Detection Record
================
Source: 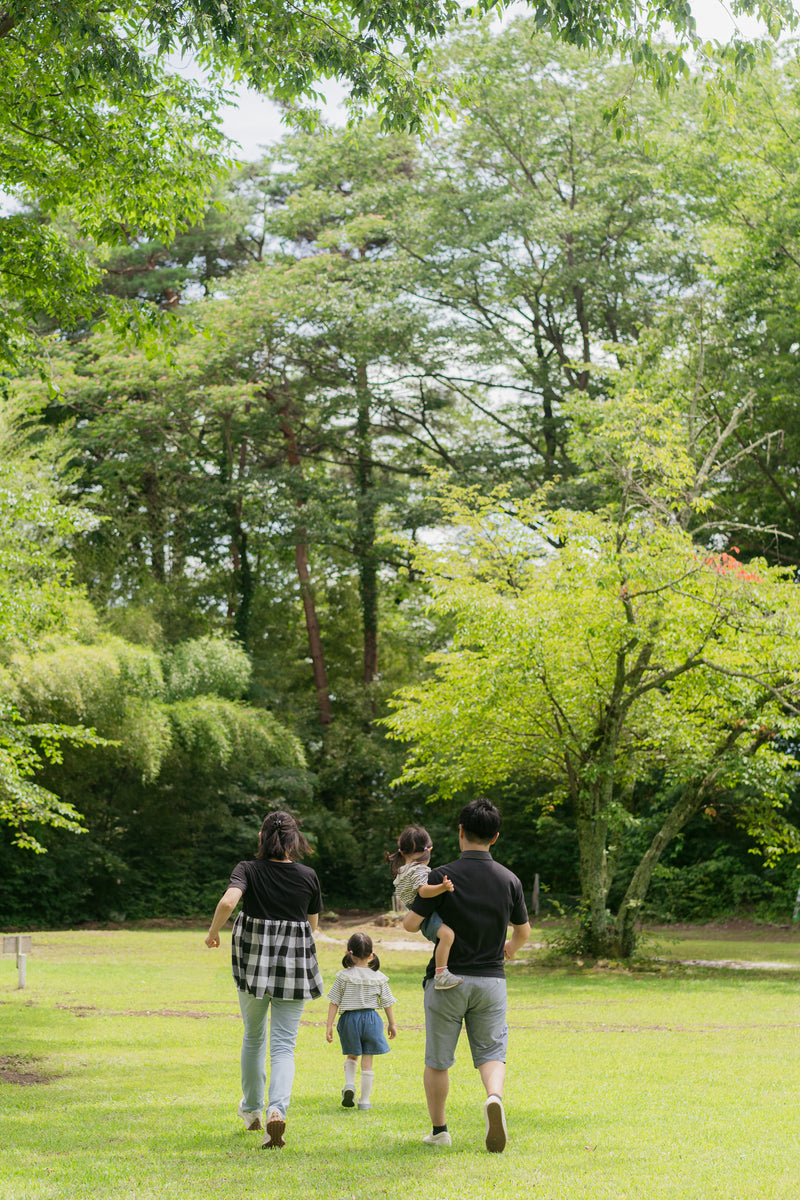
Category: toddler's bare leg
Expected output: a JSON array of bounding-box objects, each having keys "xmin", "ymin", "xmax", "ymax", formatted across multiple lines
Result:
[{"xmin": 434, "ymin": 923, "xmax": 455, "ymax": 971}]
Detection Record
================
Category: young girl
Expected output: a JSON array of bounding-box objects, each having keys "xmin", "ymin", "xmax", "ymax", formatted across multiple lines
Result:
[
  {"xmin": 387, "ymin": 825, "xmax": 463, "ymax": 989},
  {"xmin": 325, "ymin": 932, "xmax": 397, "ymax": 1110}
]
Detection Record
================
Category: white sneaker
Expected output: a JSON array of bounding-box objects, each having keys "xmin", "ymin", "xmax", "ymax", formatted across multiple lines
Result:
[
  {"xmin": 484, "ymin": 1095, "xmax": 507, "ymax": 1153},
  {"xmin": 237, "ymin": 1099, "xmax": 263, "ymax": 1131},
  {"xmin": 262, "ymin": 1109, "xmax": 286, "ymax": 1150},
  {"xmin": 422, "ymin": 1130, "xmax": 452, "ymax": 1147},
  {"xmin": 341, "ymin": 1086, "xmax": 355, "ymax": 1108},
  {"xmin": 357, "ymin": 1100, "xmax": 372, "ymax": 1110}
]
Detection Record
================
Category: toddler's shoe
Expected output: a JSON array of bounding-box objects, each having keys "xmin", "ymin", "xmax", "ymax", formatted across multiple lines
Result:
[
  {"xmin": 357, "ymin": 1100, "xmax": 372, "ymax": 1110},
  {"xmin": 434, "ymin": 968, "xmax": 463, "ymax": 990},
  {"xmin": 341, "ymin": 1086, "xmax": 355, "ymax": 1107}
]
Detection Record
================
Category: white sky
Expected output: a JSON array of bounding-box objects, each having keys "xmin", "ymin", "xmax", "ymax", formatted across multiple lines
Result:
[{"xmin": 210, "ymin": 0, "xmax": 773, "ymax": 161}]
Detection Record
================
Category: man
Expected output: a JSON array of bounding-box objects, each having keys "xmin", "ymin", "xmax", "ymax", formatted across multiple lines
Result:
[{"xmin": 403, "ymin": 798, "xmax": 531, "ymax": 1153}]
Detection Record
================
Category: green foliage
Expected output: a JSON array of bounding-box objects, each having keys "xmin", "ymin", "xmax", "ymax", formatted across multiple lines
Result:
[
  {"xmin": 385, "ymin": 473, "xmax": 800, "ymax": 954},
  {"xmin": 0, "ymin": 630, "xmax": 311, "ymax": 921},
  {"xmin": 0, "ymin": 439, "xmax": 105, "ymax": 850},
  {"xmin": 389, "ymin": 21, "xmax": 704, "ymax": 494},
  {"xmin": 9, "ymin": 21, "xmax": 800, "ymax": 923},
  {"xmin": 165, "ymin": 636, "xmax": 251, "ymax": 702},
  {"xmin": 648, "ymin": 849, "xmax": 796, "ymax": 923}
]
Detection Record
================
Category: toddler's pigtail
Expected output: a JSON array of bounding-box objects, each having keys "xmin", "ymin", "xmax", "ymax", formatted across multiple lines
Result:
[
  {"xmin": 368, "ymin": 952, "xmax": 381, "ymax": 972},
  {"xmin": 342, "ymin": 951, "xmax": 356, "ymax": 968},
  {"xmin": 385, "ymin": 848, "xmax": 404, "ymax": 879}
]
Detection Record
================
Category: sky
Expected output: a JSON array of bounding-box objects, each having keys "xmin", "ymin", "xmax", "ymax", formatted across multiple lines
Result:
[{"xmin": 205, "ymin": 0, "xmax": 773, "ymax": 161}]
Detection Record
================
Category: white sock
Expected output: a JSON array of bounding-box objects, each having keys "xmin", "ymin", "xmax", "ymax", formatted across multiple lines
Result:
[
  {"xmin": 344, "ymin": 1059, "xmax": 357, "ymax": 1089},
  {"xmin": 360, "ymin": 1070, "xmax": 375, "ymax": 1103}
]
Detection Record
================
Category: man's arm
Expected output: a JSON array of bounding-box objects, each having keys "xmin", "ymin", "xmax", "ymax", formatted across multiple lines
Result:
[{"xmin": 504, "ymin": 921, "xmax": 531, "ymax": 960}]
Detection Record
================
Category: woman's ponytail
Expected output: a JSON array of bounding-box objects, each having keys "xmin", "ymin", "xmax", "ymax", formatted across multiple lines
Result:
[{"xmin": 255, "ymin": 810, "xmax": 312, "ymax": 862}]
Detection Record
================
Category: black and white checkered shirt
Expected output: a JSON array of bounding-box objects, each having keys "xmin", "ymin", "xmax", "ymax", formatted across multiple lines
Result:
[{"xmin": 231, "ymin": 913, "xmax": 324, "ymax": 1001}]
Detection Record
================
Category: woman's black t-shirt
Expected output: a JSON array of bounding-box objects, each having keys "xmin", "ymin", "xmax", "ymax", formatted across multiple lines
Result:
[{"xmin": 229, "ymin": 859, "xmax": 322, "ymax": 921}]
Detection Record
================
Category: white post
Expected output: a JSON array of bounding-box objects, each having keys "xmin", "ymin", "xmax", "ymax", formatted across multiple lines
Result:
[
  {"xmin": 532, "ymin": 873, "xmax": 540, "ymax": 917},
  {"xmin": 15, "ymin": 935, "xmax": 26, "ymax": 989}
]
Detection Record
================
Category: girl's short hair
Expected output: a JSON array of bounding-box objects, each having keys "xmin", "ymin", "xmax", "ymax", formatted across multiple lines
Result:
[
  {"xmin": 255, "ymin": 810, "xmax": 312, "ymax": 862},
  {"xmin": 342, "ymin": 931, "xmax": 380, "ymax": 971},
  {"xmin": 385, "ymin": 824, "xmax": 432, "ymax": 879}
]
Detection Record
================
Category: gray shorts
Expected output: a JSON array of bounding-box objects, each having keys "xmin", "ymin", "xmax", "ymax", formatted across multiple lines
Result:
[{"xmin": 423, "ymin": 975, "xmax": 508, "ymax": 1070}]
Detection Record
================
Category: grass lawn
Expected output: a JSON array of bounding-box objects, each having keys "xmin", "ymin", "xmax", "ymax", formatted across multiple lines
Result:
[{"xmin": 3, "ymin": 921, "xmax": 800, "ymax": 1199}]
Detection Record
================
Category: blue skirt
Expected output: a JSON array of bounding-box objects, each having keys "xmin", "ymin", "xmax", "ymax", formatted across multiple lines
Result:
[{"xmin": 337, "ymin": 1009, "xmax": 391, "ymax": 1056}]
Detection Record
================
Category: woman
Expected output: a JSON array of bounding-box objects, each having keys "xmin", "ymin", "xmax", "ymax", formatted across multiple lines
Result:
[{"xmin": 205, "ymin": 810, "xmax": 323, "ymax": 1149}]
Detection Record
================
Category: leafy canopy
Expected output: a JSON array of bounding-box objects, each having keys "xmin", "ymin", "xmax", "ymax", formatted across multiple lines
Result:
[{"xmin": 1, "ymin": 1, "xmax": 794, "ymax": 364}]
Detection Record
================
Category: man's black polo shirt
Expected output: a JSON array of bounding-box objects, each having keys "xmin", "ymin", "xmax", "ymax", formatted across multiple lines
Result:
[{"xmin": 409, "ymin": 849, "xmax": 528, "ymax": 982}]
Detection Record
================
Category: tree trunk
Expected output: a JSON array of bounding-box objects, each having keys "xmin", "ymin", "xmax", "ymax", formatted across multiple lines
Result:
[
  {"xmin": 293, "ymin": 535, "xmax": 333, "ymax": 725},
  {"xmin": 271, "ymin": 391, "xmax": 333, "ymax": 726},
  {"xmin": 354, "ymin": 360, "xmax": 379, "ymax": 688},
  {"xmin": 221, "ymin": 408, "xmax": 253, "ymax": 642},
  {"xmin": 576, "ymin": 801, "xmax": 616, "ymax": 956},
  {"xmin": 232, "ymin": 526, "xmax": 253, "ymax": 645},
  {"xmin": 612, "ymin": 778, "xmax": 712, "ymax": 958},
  {"xmin": 142, "ymin": 469, "xmax": 166, "ymax": 584},
  {"xmin": 613, "ymin": 724, "xmax": 767, "ymax": 956}
]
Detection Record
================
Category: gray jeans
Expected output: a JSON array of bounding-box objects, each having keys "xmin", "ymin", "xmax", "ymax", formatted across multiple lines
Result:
[
  {"xmin": 237, "ymin": 989, "xmax": 305, "ymax": 1117},
  {"xmin": 423, "ymin": 975, "xmax": 508, "ymax": 1070}
]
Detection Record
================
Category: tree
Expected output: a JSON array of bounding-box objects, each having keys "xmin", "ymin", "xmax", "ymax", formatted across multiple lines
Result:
[
  {"xmin": 672, "ymin": 49, "xmax": 800, "ymax": 567},
  {"xmin": 389, "ymin": 22, "xmax": 704, "ymax": 495},
  {"xmin": 2, "ymin": 1, "xmax": 793, "ymax": 364},
  {"xmin": 0, "ymin": 631, "xmax": 310, "ymax": 920},
  {"xmin": 27, "ymin": 124, "xmax": 455, "ymax": 724},
  {"xmin": 0, "ymin": 440, "xmax": 103, "ymax": 849},
  {"xmin": 385, "ymin": 397, "xmax": 800, "ymax": 957}
]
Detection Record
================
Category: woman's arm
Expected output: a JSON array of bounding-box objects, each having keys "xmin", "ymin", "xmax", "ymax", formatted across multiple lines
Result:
[
  {"xmin": 205, "ymin": 886, "xmax": 243, "ymax": 948},
  {"xmin": 325, "ymin": 1001, "xmax": 338, "ymax": 1042},
  {"xmin": 307, "ymin": 911, "xmax": 319, "ymax": 931}
]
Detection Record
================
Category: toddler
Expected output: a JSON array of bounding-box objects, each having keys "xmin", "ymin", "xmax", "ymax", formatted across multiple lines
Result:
[
  {"xmin": 388, "ymin": 824, "xmax": 462, "ymax": 989},
  {"xmin": 326, "ymin": 932, "xmax": 397, "ymax": 1111}
]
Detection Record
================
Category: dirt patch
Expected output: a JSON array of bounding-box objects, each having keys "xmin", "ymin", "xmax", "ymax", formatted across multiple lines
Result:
[
  {"xmin": 55, "ymin": 1004, "xmax": 99, "ymax": 1017},
  {"xmin": 674, "ymin": 958, "xmax": 799, "ymax": 971},
  {"xmin": 0, "ymin": 1055, "xmax": 56, "ymax": 1086},
  {"xmin": 120, "ymin": 1009, "xmax": 211, "ymax": 1019},
  {"xmin": 55, "ymin": 1003, "xmax": 219, "ymax": 1019}
]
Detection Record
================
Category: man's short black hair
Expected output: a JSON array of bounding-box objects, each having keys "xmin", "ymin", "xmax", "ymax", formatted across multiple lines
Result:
[{"xmin": 459, "ymin": 798, "xmax": 502, "ymax": 843}]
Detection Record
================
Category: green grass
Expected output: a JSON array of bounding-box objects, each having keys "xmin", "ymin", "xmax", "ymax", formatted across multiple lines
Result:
[{"xmin": 3, "ymin": 924, "xmax": 800, "ymax": 1198}]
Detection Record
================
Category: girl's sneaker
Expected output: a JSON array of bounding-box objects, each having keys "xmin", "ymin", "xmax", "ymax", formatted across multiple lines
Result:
[
  {"xmin": 434, "ymin": 968, "xmax": 463, "ymax": 990},
  {"xmin": 341, "ymin": 1086, "xmax": 355, "ymax": 1107},
  {"xmin": 357, "ymin": 1100, "xmax": 372, "ymax": 1110}
]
